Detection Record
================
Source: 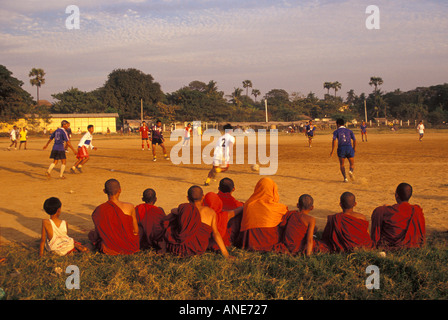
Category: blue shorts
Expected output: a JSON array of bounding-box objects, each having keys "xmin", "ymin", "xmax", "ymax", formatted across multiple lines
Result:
[{"xmin": 337, "ymin": 145, "xmax": 355, "ymax": 158}]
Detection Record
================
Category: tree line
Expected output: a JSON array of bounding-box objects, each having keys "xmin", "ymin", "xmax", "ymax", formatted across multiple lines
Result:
[{"xmin": 1, "ymin": 64, "xmax": 447, "ymax": 126}]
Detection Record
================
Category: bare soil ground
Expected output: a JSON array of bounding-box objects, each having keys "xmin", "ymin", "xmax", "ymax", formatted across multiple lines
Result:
[{"xmin": 1, "ymin": 130, "xmax": 447, "ymax": 247}]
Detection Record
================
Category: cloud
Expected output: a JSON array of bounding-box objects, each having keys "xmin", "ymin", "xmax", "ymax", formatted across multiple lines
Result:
[{"xmin": 1, "ymin": 0, "xmax": 447, "ymax": 101}]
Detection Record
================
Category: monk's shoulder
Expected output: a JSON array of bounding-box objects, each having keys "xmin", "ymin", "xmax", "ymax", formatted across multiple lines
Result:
[
  {"xmin": 120, "ymin": 201, "xmax": 135, "ymax": 215},
  {"xmin": 352, "ymin": 212, "xmax": 368, "ymax": 221}
]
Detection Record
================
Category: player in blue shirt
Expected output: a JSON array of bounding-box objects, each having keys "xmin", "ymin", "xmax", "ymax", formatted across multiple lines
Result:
[
  {"xmin": 305, "ymin": 120, "xmax": 316, "ymax": 148},
  {"xmin": 330, "ymin": 119, "xmax": 356, "ymax": 183},
  {"xmin": 360, "ymin": 121, "xmax": 368, "ymax": 142},
  {"xmin": 43, "ymin": 120, "xmax": 77, "ymax": 179}
]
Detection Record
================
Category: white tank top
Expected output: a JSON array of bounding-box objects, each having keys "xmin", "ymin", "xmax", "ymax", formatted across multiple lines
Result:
[{"xmin": 45, "ymin": 220, "xmax": 75, "ymax": 256}]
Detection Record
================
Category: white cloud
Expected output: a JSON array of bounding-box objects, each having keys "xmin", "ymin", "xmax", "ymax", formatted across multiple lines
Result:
[{"xmin": 1, "ymin": 0, "xmax": 447, "ymax": 101}]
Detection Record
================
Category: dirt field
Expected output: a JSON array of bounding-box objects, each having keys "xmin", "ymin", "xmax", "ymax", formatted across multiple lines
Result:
[{"xmin": 1, "ymin": 130, "xmax": 447, "ymax": 248}]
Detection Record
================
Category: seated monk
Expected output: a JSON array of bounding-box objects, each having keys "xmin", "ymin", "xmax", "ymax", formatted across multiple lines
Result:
[
  {"xmin": 239, "ymin": 177, "xmax": 289, "ymax": 252},
  {"xmin": 164, "ymin": 186, "xmax": 230, "ymax": 258},
  {"xmin": 217, "ymin": 178, "xmax": 244, "ymax": 246},
  {"xmin": 203, "ymin": 192, "xmax": 243, "ymax": 250},
  {"xmin": 370, "ymin": 182, "xmax": 426, "ymax": 250},
  {"xmin": 135, "ymin": 188, "xmax": 166, "ymax": 253},
  {"xmin": 321, "ymin": 192, "xmax": 372, "ymax": 253},
  {"xmin": 88, "ymin": 179, "xmax": 139, "ymax": 255},
  {"xmin": 282, "ymin": 194, "xmax": 329, "ymax": 256}
]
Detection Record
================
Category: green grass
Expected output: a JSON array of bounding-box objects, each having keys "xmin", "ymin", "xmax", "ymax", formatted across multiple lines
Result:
[{"xmin": 1, "ymin": 233, "xmax": 447, "ymax": 300}]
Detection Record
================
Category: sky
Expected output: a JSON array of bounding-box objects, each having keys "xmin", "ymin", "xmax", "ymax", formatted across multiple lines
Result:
[{"xmin": 1, "ymin": 0, "xmax": 448, "ymax": 103}]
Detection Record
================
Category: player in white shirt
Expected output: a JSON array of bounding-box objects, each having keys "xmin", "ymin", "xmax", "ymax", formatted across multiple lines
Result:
[
  {"xmin": 70, "ymin": 125, "xmax": 97, "ymax": 173},
  {"xmin": 417, "ymin": 121, "xmax": 425, "ymax": 142},
  {"xmin": 204, "ymin": 124, "xmax": 235, "ymax": 186},
  {"xmin": 7, "ymin": 125, "xmax": 19, "ymax": 150}
]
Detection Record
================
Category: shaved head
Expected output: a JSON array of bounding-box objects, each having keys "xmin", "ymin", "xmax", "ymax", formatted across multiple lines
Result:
[
  {"xmin": 340, "ymin": 192, "xmax": 356, "ymax": 210},
  {"xmin": 396, "ymin": 183, "xmax": 413, "ymax": 202},
  {"xmin": 142, "ymin": 188, "xmax": 156, "ymax": 204},
  {"xmin": 298, "ymin": 194, "xmax": 314, "ymax": 210},
  {"xmin": 218, "ymin": 178, "xmax": 235, "ymax": 193},
  {"xmin": 104, "ymin": 179, "xmax": 121, "ymax": 196},
  {"xmin": 187, "ymin": 185, "xmax": 204, "ymax": 202}
]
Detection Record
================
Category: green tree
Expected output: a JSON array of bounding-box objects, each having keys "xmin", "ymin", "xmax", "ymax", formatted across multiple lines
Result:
[
  {"xmin": 0, "ymin": 65, "xmax": 33, "ymax": 122},
  {"xmin": 369, "ymin": 76, "xmax": 383, "ymax": 94},
  {"xmin": 251, "ymin": 89, "xmax": 261, "ymax": 102},
  {"xmin": 229, "ymin": 87, "xmax": 244, "ymax": 108},
  {"xmin": 99, "ymin": 68, "xmax": 164, "ymax": 123},
  {"xmin": 323, "ymin": 82, "xmax": 332, "ymax": 96},
  {"xmin": 332, "ymin": 81, "xmax": 342, "ymax": 97},
  {"xmin": 28, "ymin": 68, "xmax": 45, "ymax": 103},
  {"xmin": 242, "ymin": 80, "xmax": 253, "ymax": 97},
  {"xmin": 51, "ymin": 87, "xmax": 106, "ymax": 113}
]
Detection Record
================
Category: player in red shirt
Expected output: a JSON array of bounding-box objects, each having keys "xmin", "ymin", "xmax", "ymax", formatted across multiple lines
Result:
[{"xmin": 139, "ymin": 121, "xmax": 150, "ymax": 151}]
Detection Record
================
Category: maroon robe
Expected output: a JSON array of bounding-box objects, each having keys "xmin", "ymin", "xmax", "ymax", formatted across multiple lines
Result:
[
  {"xmin": 217, "ymin": 191, "xmax": 244, "ymax": 247},
  {"xmin": 135, "ymin": 203, "xmax": 166, "ymax": 253},
  {"xmin": 321, "ymin": 212, "xmax": 372, "ymax": 253},
  {"xmin": 89, "ymin": 201, "xmax": 139, "ymax": 255},
  {"xmin": 164, "ymin": 203, "xmax": 212, "ymax": 257},
  {"xmin": 282, "ymin": 211, "xmax": 329, "ymax": 254},
  {"xmin": 370, "ymin": 202, "xmax": 425, "ymax": 250}
]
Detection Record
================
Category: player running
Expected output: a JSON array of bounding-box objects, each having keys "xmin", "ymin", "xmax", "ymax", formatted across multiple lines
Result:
[
  {"xmin": 330, "ymin": 118, "xmax": 356, "ymax": 183},
  {"xmin": 305, "ymin": 120, "xmax": 316, "ymax": 147},
  {"xmin": 70, "ymin": 125, "xmax": 97, "ymax": 174},
  {"xmin": 417, "ymin": 120, "xmax": 425, "ymax": 142},
  {"xmin": 204, "ymin": 123, "xmax": 235, "ymax": 186},
  {"xmin": 43, "ymin": 120, "xmax": 77, "ymax": 179},
  {"xmin": 150, "ymin": 120, "xmax": 169, "ymax": 161}
]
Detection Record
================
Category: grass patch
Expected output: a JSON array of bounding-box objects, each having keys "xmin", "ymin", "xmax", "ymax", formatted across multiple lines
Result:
[{"xmin": 1, "ymin": 233, "xmax": 447, "ymax": 300}]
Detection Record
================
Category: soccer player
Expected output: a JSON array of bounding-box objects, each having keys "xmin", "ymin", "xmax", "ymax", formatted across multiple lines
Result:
[
  {"xmin": 70, "ymin": 125, "xmax": 97, "ymax": 174},
  {"xmin": 182, "ymin": 123, "xmax": 192, "ymax": 146},
  {"xmin": 43, "ymin": 120, "xmax": 77, "ymax": 179},
  {"xmin": 305, "ymin": 120, "xmax": 316, "ymax": 147},
  {"xmin": 150, "ymin": 120, "xmax": 169, "ymax": 161},
  {"xmin": 8, "ymin": 125, "xmax": 18, "ymax": 150},
  {"xmin": 204, "ymin": 123, "xmax": 235, "ymax": 186},
  {"xmin": 360, "ymin": 121, "xmax": 368, "ymax": 142},
  {"xmin": 18, "ymin": 126, "xmax": 28, "ymax": 150},
  {"xmin": 330, "ymin": 118, "xmax": 356, "ymax": 183},
  {"xmin": 417, "ymin": 120, "xmax": 425, "ymax": 142},
  {"xmin": 139, "ymin": 121, "xmax": 150, "ymax": 150}
]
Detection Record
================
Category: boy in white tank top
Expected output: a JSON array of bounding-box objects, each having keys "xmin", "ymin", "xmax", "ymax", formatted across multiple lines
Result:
[{"xmin": 39, "ymin": 197, "xmax": 88, "ymax": 256}]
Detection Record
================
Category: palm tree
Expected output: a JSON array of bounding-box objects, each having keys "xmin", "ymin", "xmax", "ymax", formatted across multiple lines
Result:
[
  {"xmin": 29, "ymin": 68, "xmax": 46, "ymax": 104},
  {"xmin": 242, "ymin": 80, "xmax": 253, "ymax": 97},
  {"xmin": 369, "ymin": 76, "xmax": 383, "ymax": 94},
  {"xmin": 332, "ymin": 81, "xmax": 342, "ymax": 97},
  {"xmin": 323, "ymin": 82, "xmax": 332, "ymax": 95},
  {"xmin": 251, "ymin": 89, "xmax": 261, "ymax": 102},
  {"xmin": 229, "ymin": 87, "xmax": 243, "ymax": 107}
]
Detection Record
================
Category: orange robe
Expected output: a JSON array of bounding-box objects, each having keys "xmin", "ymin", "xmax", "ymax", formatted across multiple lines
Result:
[
  {"xmin": 217, "ymin": 191, "xmax": 244, "ymax": 247},
  {"xmin": 164, "ymin": 203, "xmax": 211, "ymax": 257},
  {"xmin": 135, "ymin": 203, "xmax": 166, "ymax": 253},
  {"xmin": 239, "ymin": 178, "xmax": 288, "ymax": 252},
  {"xmin": 321, "ymin": 212, "xmax": 372, "ymax": 253},
  {"xmin": 203, "ymin": 192, "xmax": 230, "ymax": 249},
  {"xmin": 282, "ymin": 211, "xmax": 329, "ymax": 254},
  {"xmin": 370, "ymin": 202, "xmax": 425, "ymax": 250},
  {"xmin": 89, "ymin": 201, "xmax": 139, "ymax": 255}
]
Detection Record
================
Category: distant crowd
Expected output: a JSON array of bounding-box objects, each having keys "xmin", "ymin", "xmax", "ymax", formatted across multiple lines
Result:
[{"xmin": 39, "ymin": 177, "xmax": 426, "ymax": 259}]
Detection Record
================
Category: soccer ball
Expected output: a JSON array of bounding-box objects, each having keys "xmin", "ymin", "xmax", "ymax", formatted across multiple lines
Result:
[{"xmin": 251, "ymin": 164, "xmax": 260, "ymax": 172}]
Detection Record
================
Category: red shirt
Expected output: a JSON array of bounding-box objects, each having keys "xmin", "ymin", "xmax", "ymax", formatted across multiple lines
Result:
[{"xmin": 139, "ymin": 125, "xmax": 149, "ymax": 139}]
